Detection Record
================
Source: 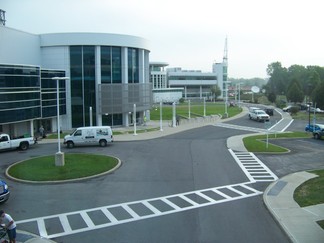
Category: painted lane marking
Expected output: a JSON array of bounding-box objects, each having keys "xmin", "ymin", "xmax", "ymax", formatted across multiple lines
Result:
[
  {"xmin": 229, "ymin": 149, "xmax": 278, "ymax": 182},
  {"xmin": 16, "ymin": 182, "xmax": 262, "ymax": 239}
]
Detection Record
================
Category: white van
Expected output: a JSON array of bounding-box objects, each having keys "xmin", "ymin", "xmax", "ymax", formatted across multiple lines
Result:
[{"xmin": 64, "ymin": 126, "xmax": 113, "ymax": 148}]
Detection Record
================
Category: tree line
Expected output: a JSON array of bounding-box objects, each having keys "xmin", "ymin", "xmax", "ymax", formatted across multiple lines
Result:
[{"xmin": 264, "ymin": 62, "xmax": 324, "ymax": 109}]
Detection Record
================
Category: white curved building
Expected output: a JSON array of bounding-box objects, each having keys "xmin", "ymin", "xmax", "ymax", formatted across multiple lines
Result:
[{"xmin": 0, "ymin": 25, "xmax": 152, "ymax": 136}]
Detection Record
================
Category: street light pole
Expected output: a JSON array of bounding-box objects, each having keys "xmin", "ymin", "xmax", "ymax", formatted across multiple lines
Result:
[
  {"xmin": 224, "ymin": 81, "xmax": 229, "ymax": 118},
  {"xmin": 52, "ymin": 77, "xmax": 69, "ymax": 166},
  {"xmin": 159, "ymin": 101, "xmax": 163, "ymax": 131},
  {"xmin": 203, "ymin": 97, "xmax": 206, "ymax": 117},
  {"xmin": 133, "ymin": 103, "xmax": 137, "ymax": 135}
]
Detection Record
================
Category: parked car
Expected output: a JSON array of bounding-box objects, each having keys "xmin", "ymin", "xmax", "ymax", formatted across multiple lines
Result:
[
  {"xmin": 313, "ymin": 124, "xmax": 324, "ymax": 139},
  {"xmin": 282, "ymin": 105, "xmax": 299, "ymax": 112},
  {"xmin": 248, "ymin": 107, "xmax": 260, "ymax": 119},
  {"xmin": 64, "ymin": 126, "xmax": 113, "ymax": 148},
  {"xmin": 305, "ymin": 124, "xmax": 324, "ymax": 132},
  {"xmin": 0, "ymin": 133, "xmax": 36, "ymax": 151},
  {"xmin": 0, "ymin": 180, "xmax": 10, "ymax": 203},
  {"xmin": 250, "ymin": 109, "xmax": 270, "ymax": 122},
  {"xmin": 307, "ymin": 107, "xmax": 324, "ymax": 113},
  {"xmin": 264, "ymin": 108, "xmax": 274, "ymax": 116}
]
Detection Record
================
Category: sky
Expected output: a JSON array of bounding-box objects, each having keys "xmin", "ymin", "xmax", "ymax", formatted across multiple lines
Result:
[{"xmin": 1, "ymin": 0, "xmax": 324, "ymax": 78}]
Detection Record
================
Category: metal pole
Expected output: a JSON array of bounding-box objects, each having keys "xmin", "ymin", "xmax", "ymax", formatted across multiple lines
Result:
[
  {"xmin": 56, "ymin": 79, "xmax": 61, "ymax": 153},
  {"xmin": 133, "ymin": 104, "xmax": 137, "ymax": 135},
  {"xmin": 225, "ymin": 81, "xmax": 228, "ymax": 117},
  {"xmin": 89, "ymin": 106, "xmax": 93, "ymax": 126},
  {"xmin": 160, "ymin": 101, "xmax": 163, "ymax": 131},
  {"xmin": 238, "ymin": 83, "xmax": 241, "ymax": 107},
  {"xmin": 188, "ymin": 100, "xmax": 191, "ymax": 119},
  {"xmin": 203, "ymin": 97, "xmax": 206, "ymax": 117},
  {"xmin": 172, "ymin": 102, "xmax": 176, "ymax": 127},
  {"xmin": 52, "ymin": 76, "xmax": 69, "ymax": 167}
]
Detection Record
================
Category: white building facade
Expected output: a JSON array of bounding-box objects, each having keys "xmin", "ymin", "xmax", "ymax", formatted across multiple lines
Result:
[{"xmin": 0, "ymin": 25, "xmax": 152, "ymax": 135}]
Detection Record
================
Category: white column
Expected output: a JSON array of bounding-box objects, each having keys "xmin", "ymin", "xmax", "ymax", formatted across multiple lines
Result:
[
  {"xmin": 133, "ymin": 104, "xmax": 137, "ymax": 135},
  {"xmin": 188, "ymin": 100, "xmax": 191, "ymax": 119},
  {"xmin": 172, "ymin": 102, "xmax": 176, "ymax": 127},
  {"xmin": 203, "ymin": 97, "xmax": 206, "ymax": 117},
  {"xmin": 160, "ymin": 101, "xmax": 163, "ymax": 131}
]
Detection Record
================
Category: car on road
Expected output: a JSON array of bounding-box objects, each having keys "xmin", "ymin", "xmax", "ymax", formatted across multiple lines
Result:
[
  {"xmin": 305, "ymin": 124, "xmax": 324, "ymax": 132},
  {"xmin": 0, "ymin": 180, "xmax": 10, "ymax": 203},
  {"xmin": 250, "ymin": 109, "xmax": 270, "ymax": 122},
  {"xmin": 264, "ymin": 108, "xmax": 274, "ymax": 116},
  {"xmin": 64, "ymin": 126, "xmax": 113, "ymax": 148},
  {"xmin": 0, "ymin": 133, "xmax": 36, "ymax": 151},
  {"xmin": 312, "ymin": 124, "xmax": 324, "ymax": 139},
  {"xmin": 248, "ymin": 107, "xmax": 260, "ymax": 119}
]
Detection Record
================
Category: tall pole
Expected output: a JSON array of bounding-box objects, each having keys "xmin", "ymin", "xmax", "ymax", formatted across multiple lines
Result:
[
  {"xmin": 133, "ymin": 103, "xmax": 137, "ymax": 135},
  {"xmin": 52, "ymin": 77, "xmax": 69, "ymax": 166},
  {"xmin": 224, "ymin": 81, "xmax": 228, "ymax": 117},
  {"xmin": 203, "ymin": 97, "xmax": 206, "ymax": 117},
  {"xmin": 172, "ymin": 102, "xmax": 176, "ymax": 127},
  {"xmin": 238, "ymin": 83, "xmax": 241, "ymax": 107},
  {"xmin": 160, "ymin": 101, "xmax": 163, "ymax": 131},
  {"xmin": 56, "ymin": 79, "xmax": 61, "ymax": 153},
  {"xmin": 188, "ymin": 100, "xmax": 191, "ymax": 119},
  {"xmin": 89, "ymin": 106, "xmax": 93, "ymax": 126}
]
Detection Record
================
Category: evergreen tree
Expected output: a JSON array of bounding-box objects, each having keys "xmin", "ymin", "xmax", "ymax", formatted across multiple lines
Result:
[{"xmin": 286, "ymin": 79, "xmax": 304, "ymax": 103}]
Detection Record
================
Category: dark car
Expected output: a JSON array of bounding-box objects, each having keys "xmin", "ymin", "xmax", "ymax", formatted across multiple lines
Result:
[
  {"xmin": 313, "ymin": 124, "xmax": 324, "ymax": 139},
  {"xmin": 264, "ymin": 108, "xmax": 274, "ymax": 116},
  {"xmin": 0, "ymin": 180, "xmax": 9, "ymax": 203},
  {"xmin": 305, "ymin": 124, "xmax": 324, "ymax": 133}
]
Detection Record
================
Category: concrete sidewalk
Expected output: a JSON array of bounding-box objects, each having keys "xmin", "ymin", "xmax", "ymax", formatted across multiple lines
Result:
[{"xmin": 264, "ymin": 172, "xmax": 324, "ymax": 243}]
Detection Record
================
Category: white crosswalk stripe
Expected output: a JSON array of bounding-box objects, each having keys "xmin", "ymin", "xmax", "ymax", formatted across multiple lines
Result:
[
  {"xmin": 16, "ymin": 182, "xmax": 262, "ymax": 239},
  {"xmin": 229, "ymin": 149, "xmax": 278, "ymax": 182},
  {"xmin": 214, "ymin": 123, "xmax": 267, "ymax": 133}
]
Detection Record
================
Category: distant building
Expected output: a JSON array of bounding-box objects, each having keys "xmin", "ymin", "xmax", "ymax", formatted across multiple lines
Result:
[
  {"xmin": 150, "ymin": 62, "xmax": 183, "ymax": 103},
  {"xmin": 213, "ymin": 61, "xmax": 228, "ymax": 99},
  {"xmin": 167, "ymin": 68, "xmax": 219, "ymax": 100},
  {"xmin": 150, "ymin": 61, "xmax": 226, "ymax": 103}
]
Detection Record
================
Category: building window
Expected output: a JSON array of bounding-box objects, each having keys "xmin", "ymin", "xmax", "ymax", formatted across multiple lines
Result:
[
  {"xmin": 101, "ymin": 46, "xmax": 122, "ymax": 84},
  {"xmin": 70, "ymin": 46, "xmax": 96, "ymax": 128},
  {"xmin": 112, "ymin": 47, "xmax": 121, "ymax": 83},
  {"xmin": 0, "ymin": 64, "xmax": 41, "ymax": 124},
  {"xmin": 41, "ymin": 69, "xmax": 66, "ymax": 118},
  {"xmin": 128, "ymin": 48, "xmax": 139, "ymax": 83}
]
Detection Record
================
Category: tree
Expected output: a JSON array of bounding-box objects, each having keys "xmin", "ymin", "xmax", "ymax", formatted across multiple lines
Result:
[
  {"xmin": 308, "ymin": 71, "xmax": 321, "ymax": 97},
  {"xmin": 266, "ymin": 62, "xmax": 288, "ymax": 95},
  {"xmin": 210, "ymin": 85, "xmax": 221, "ymax": 101},
  {"xmin": 312, "ymin": 81, "xmax": 324, "ymax": 109},
  {"xmin": 286, "ymin": 79, "xmax": 304, "ymax": 103},
  {"xmin": 267, "ymin": 92, "xmax": 276, "ymax": 103}
]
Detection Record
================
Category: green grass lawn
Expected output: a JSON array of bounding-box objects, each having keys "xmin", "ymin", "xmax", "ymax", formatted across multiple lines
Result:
[
  {"xmin": 150, "ymin": 102, "xmax": 241, "ymax": 120},
  {"xmin": 294, "ymin": 169, "xmax": 324, "ymax": 229},
  {"xmin": 294, "ymin": 170, "xmax": 324, "ymax": 207},
  {"xmin": 243, "ymin": 131, "xmax": 312, "ymax": 153},
  {"xmin": 8, "ymin": 153, "xmax": 119, "ymax": 181}
]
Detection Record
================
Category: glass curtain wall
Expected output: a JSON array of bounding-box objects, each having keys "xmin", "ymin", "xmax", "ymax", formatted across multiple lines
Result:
[
  {"xmin": 0, "ymin": 65, "xmax": 41, "ymax": 124},
  {"xmin": 41, "ymin": 70, "xmax": 66, "ymax": 118},
  {"xmin": 128, "ymin": 48, "xmax": 139, "ymax": 83},
  {"xmin": 101, "ymin": 46, "xmax": 122, "ymax": 84},
  {"xmin": 70, "ymin": 46, "xmax": 96, "ymax": 128},
  {"xmin": 100, "ymin": 46, "xmax": 122, "ymax": 126}
]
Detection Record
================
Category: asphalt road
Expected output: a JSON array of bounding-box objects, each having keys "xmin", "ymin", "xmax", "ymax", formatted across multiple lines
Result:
[{"xmin": 1, "ymin": 114, "xmax": 323, "ymax": 243}]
